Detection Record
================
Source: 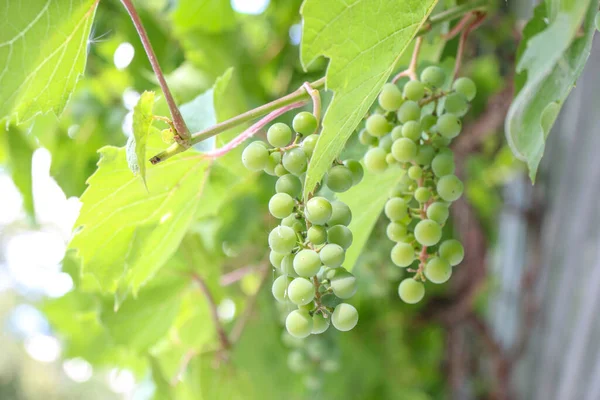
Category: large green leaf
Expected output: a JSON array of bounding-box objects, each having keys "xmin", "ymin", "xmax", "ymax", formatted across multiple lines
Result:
[
  {"xmin": 505, "ymin": 0, "xmax": 597, "ymax": 182},
  {"xmin": 5, "ymin": 126, "xmax": 36, "ymax": 219},
  {"xmin": 0, "ymin": 0, "xmax": 98, "ymax": 124},
  {"xmin": 127, "ymin": 91, "xmax": 156, "ymax": 185},
  {"xmin": 300, "ymin": 0, "xmax": 437, "ymax": 197}
]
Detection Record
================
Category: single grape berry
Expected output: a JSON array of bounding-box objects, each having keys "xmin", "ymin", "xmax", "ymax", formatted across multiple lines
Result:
[
  {"xmin": 311, "ymin": 313, "xmax": 330, "ymax": 334},
  {"xmin": 242, "ymin": 142, "xmax": 269, "ymax": 171},
  {"xmin": 437, "ymin": 174, "xmax": 464, "ymax": 202},
  {"xmin": 414, "ymin": 145, "xmax": 435, "ymax": 166},
  {"xmin": 439, "ymin": 239, "xmax": 464, "ymax": 266},
  {"xmin": 436, "ymin": 114, "xmax": 462, "ymax": 139},
  {"xmin": 275, "ymin": 164, "xmax": 288, "ymax": 177},
  {"xmin": 425, "ymin": 257, "xmax": 452, "ymax": 284},
  {"xmin": 414, "ymin": 219, "xmax": 442, "ymax": 246},
  {"xmin": 401, "ymin": 121, "xmax": 422, "ymax": 141},
  {"xmin": 426, "ymin": 202, "xmax": 449, "ymax": 224},
  {"xmin": 386, "ymin": 153, "xmax": 397, "ymax": 166},
  {"xmin": 403, "ymin": 80, "xmax": 425, "ymax": 101},
  {"xmin": 268, "ymin": 225, "xmax": 297, "ymax": 253},
  {"xmin": 452, "ymin": 77, "xmax": 477, "ymax": 101},
  {"xmin": 386, "ymin": 222, "xmax": 407, "ymax": 242},
  {"xmin": 359, "ymin": 129, "xmax": 377, "ymax": 146},
  {"xmin": 325, "ymin": 165, "xmax": 354, "ymax": 193},
  {"xmin": 391, "ymin": 242, "xmax": 414, "ymax": 267},
  {"xmin": 431, "ymin": 153, "xmax": 455, "ymax": 177},
  {"xmin": 293, "ymin": 249, "xmax": 322, "ymax": 277},
  {"xmin": 408, "ymin": 165, "xmax": 422, "ymax": 180},
  {"xmin": 263, "ymin": 152, "xmax": 280, "ymax": 176},
  {"xmin": 385, "ymin": 197, "xmax": 408, "ymax": 221},
  {"xmin": 293, "ymin": 112, "xmax": 318, "ymax": 135},
  {"xmin": 420, "ymin": 114, "xmax": 437, "ymax": 131},
  {"xmin": 327, "ymin": 225, "xmax": 353, "ymax": 249},
  {"xmin": 366, "ymin": 114, "xmax": 392, "ymax": 137},
  {"xmin": 398, "ymin": 278, "xmax": 425, "ymax": 304},
  {"xmin": 280, "ymin": 254, "xmax": 298, "ymax": 276},
  {"xmin": 344, "ymin": 160, "xmax": 364, "ymax": 185},
  {"xmin": 270, "ymin": 250, "xmax": 285, "ymax": 269},
  {"xmin": 276, "ymin": 174, "xmax": 302, "ymax": 198},
  {"xmin": 285, "ymin": 309, "xmax": 313, "ymax": 338},
  {"xmin": 282, "ymin": 148, "xmax": 308, "ymax": 175},
  {"xmin": 307, "ymin": 225, "xmax": 327, "ymax": 245},
  {"xmin": 319, "ymin": 243, "xmax": 345, "ymax": 268},
  {"xmin": 378, "ymin": 82, "xmax": 404, "ymax": 111},
  {"xmin": 331, "ymin": 303, "xmax": 358, "ymax": 331},
  {"xmin": 364, "ymin": 147, "xmax": 388, "ymax": 172},
  {"xmin": 328, "ymin": 269, "xmax": 357, "ymax": 299},
  {"xmin": 391, "ymin": 125, "xmax": 403, "ymax": 140},
  {"xmin": 421, "ymin": 66, "xmax": 446, "ymax": 89},
  {"xmin": 301, "ymin": 134, "xmax": 318, "ymax": 157},
  {"xmin": 269, "ymin": 193, "xmax": 295, "ymax": 219},
  {"xmin": 329, "ymin": 201, "xmax": 352, "ymax": 226},
  {"xmin": 267, "ymin": 123, "xmax": 292, "ymax": 147},
  {"xmin": 444, "ymin": 92, "xmax": 469, "ymax": 116},
  {"xmin": 397, "ymin": 101, "xmax": 421, "ymax": 123},
  {"xmin": 414, "ymin": 187, "xmax": 431, "ymax": 203},
  {"xmin": 272, "ymin": 275, "xmax": 293, "ymax": 303},
  {"xmin": 391, "ymin": 138, "xmax": 417, "ymax": 162},
  {"xmin": 378, "ymin": 134, "xmax": 393, "ymax": 152},
  {"xmin": 287, "ymin": 277, "xmax": 315, "ymax": 305},
  {"xmin": 305, "ymin": 197, "xmax": 333, "ymax": 225}
]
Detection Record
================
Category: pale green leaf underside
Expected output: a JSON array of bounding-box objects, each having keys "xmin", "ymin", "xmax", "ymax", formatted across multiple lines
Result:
[
  {"xmin": 505, "ymin": 0, "xmax": 596, "ymax": 182},
  {"xmin": 300, "ymin": 0, "xmax": 437, "ymax": 198},
  {"xmin": 128, "ymin": 91, "xmax": 155, "ymax": 184},
  {"xmin": 0, "ymin": 0, "xmax": 98, "ymax": 124}
]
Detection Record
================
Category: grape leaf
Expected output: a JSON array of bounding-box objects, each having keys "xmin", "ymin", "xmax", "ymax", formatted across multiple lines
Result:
[
  {"xmin": 5, "ymin": 126, "xmax": 36, "ymax": 219},
  {"xmin": 337, "ymin": 166, "xmax": 404, "ymax": 272},
  {"xmin": 300, "ymin": 0, "xmax": 437, "ymax": 198},
  {"xmin": 0, "ymin": 0, "xmax": 98, "ymax": 124},
  {"xmin": 127, "ymin": 91, "xmax": 155, "ymax": 185},
  {"xmin": 505, "ymin": 0, "xmax": 596, "ymax": 182}
]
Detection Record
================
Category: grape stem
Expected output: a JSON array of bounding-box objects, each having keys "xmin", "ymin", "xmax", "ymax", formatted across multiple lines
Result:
[
  {"xmin": 453, "ymin": 11, "xmax": 487, "ymax": 79},
  {"xmin": 191, "ymin": 272, "xmax": 231, "ymax": 352},
  {"xmin": 303, "ymin": 82, "xmax": 322, "ymax": 133},
  {"xmin": 392, "ymin": 37, "xmax": 423, "ymax": 83}
]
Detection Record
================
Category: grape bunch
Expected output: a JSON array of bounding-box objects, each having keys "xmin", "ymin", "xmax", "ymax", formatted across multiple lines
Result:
[
  {"xmin": 241, "ymin": 111, "xmax": 363, "ymax": 338},
  {"xmin": 360, "ymin": 66, "xmax": 471, "ymax": 304}
]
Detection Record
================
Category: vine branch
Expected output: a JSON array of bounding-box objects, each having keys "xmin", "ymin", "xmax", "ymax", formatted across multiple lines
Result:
[{"xmin": 191, "ymin": 273, "xmax": 231, "ymax": 352}]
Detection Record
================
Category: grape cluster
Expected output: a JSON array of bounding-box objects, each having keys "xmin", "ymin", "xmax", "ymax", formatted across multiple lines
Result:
[
  {"xmin": 241, "ymin": 111, "xmax": 363, "ymax": 338},
  {"xmin": 360, "ymin": 66, "xmax": 471, "ymax": 304}
]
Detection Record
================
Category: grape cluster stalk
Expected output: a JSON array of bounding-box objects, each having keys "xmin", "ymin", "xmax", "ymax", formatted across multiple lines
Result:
[{"xmin": 360, "ymin": 66, "xmax": 472, "ymax": 304}]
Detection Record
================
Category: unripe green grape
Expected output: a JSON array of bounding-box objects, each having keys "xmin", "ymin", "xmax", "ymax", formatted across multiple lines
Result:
[
  {"xmin": 276, "ymin": 174, "xmax": 302, "ymax": 198},
  {"xmin": 401, "ymin": 121, "xmax": 421, "ymax": 141},
  {"xmin": 437, "ymin": 174, "xmax": 463, "ymax": 202},
  {"xmin": 287, "ymin": 277, "xmax": 315, "ymax": 305},
  {"xmin": 307, "ymin": 225, "xmax": 327, "ymax": 245},
  {"xmin": 391, "ymin": 242, "xmax": 414, "ymax": 267},
  {"xmin": 397, "ymin": 101, "xmax": 421, "ymax": 123},
  {"xmin": 329, "ymin": 201, "xmax": 352, "ymax": 226},
  {"xmin": 282, "ymin": 148, "xmax": 308, "ymax": 175},
  {"xmin": 452, "ymin": 77, "xmax": 477, "ymax": 101},
  {"xmin": 242, "ymin": 142, "xmax": 269, "ymax": 171},
  {"xmin": 403, "ymin": 80, "xmax": 425, "ymax": 101},
  {"xmin": 408, "ymin": 165, "xmax": 422, "ymax": 180},
  {"xmin": 414, "ymin": 144, "xmax": 435, "ymax": 166},
  {"xmin": 431, "ymin": 153, "xmax": 455, "ymax": 177},
  {"xmin": 391, "ymin": 125, "xmax": 403, "ymax": 140},
  {"xmin": 267, "ymin": 122, "xmax": 292, "ymax": 147},
  {"xmin": 366, "ymin": 114, "xmax": 392, "ymax": 137},
  {"xmin": 311, "ymin": 313, "xmax": 330, "ymax": 334},
  {"xmin": 444, "ymin": 93, "xmax": 469, "ymax": 116},
  {"xmin": 386, "ymin": 153, "xmax": 397, "ymax": 165},
  {"xmin": 421, "ymin": 114, "xmax": 437, "ymax": 131},
  {"xmin": 344, "ymin": 160, "xmax": 364, "ymax": 185},
  {"xmin": 421, "ymin": 66, "xmax": 446, "ymax": 89},
  {"xmin": 293, "ymin": 112, "xmax": 318, "ymax": 135},
  {"xmin": 378, "ymin": 82, "xmax": 404, "ymax": 111},
  {"xmin": 364, "ymin": 147, "xmax": 388, "ymax": 172},
  {"xmin": 386, "ymin": 222, "xmax": 407, "ymax": 242},
  {"xmin": 436, "ymin": 114, "xmax": 462, "ymax": 139},
  {"xmin": 431, "ymin": 135, "xmax": 452, "ymax": 149},
  {"xmin": 319, "ymin": 244, "xmax": 345, "ymax": 268},
  {"xmin": 331, "ymin": 303, "xmax": 358, "ymax": 331},
  {"xmin": 327, "ymin": 225, "xmax": 353, "ymax": 250},
  {"xmin": 272, "ymin": 275, "xmax": 293, "ymax": 303},
  {"xmin": 269, "ymin": 193, "xmax": 295, "ymax": 219},
  {"xmin": 359, "ymin": 129, "xmax": 377, "ymax": 146},
  {"xmin": 414, "ymin": 219, "xmax": 442, "ymax": 246},
  {"xmin": 281, "ymin": 214, "xmax": 304, "ymax": 232},
  {"xmin": 264, "ymin": 152, "xmax": 281, "ymax": 176},
  {"xmin": 426, "ymin": 202, "xmax": 449, "ymax": 224},
  {"xmin": 281, "ymin": 254, "xmax": 298, "ymax": 276},
  {"xmin": 285, "ymin": 309, "xmax": 313, "ymax": 338},
  {"xmin": 275, "ymin": 164, "xmax": 288, "ymax": 176},
  {"xmin": 439, "ymin": 239, "xmax": 464, "ymax": 266},
  {"xmin": 161, "ymin": 129, "xmax": 175, "ymax": 144},
  {"xmin": 329, "ymin": 269, "xmax": 357, "ymax": 299},
  {"xmin": 414, "ymin": 187, "xmax": 431, "ymax": 203},
  {"xmin": 391, "ymin": 138, "xmax": 417, "ymax": 162},
  {"xmin": 325, "ymin": 165, "xmax": 354, "ymax": 193},
  {"xmin": 270, "ymin": 250, "xmax": 285, "ymax": 269},
  {"xmin": 301, "ymin": 134, "xmax": 318, "ymax": 157},
  {"xmin": 268, "ymin": 226, "xmax": 297, "ymax": 253},
  {"xmin": 385, "ymin": 197, "xmax": 408, "ymax": 221},
  {"xmin": 424, "ymin": 257, "xmax": 452, "ymax": 284},
  {"xmin": 378, "ymin": 134, "xmax": 393, "ymax": 152},
  {"xmin": 293, "ymin": 249, "xmax": 322, "ymax": 277},
  {"xmin": 398, "ymin": 278, "xmax": 425, "ymax": 304},
  {"xmin": 305, "ymin": 197, "xmax": 332, "ymax": 225}
]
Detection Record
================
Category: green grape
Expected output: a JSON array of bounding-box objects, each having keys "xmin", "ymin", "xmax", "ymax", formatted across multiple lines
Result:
[
  {"xmin": 420, "ymin": 114, "xmax": 437, "ymax": 131},
  {"xmin": 293, "ymin": 112, "xmax": 318, "ymax": 135},
  {"xmin": 378, "ymin": 134, "xmax": 393, "ymax": 152},
  {"xmin": 414, "ymin": 219, "xmax": 442, "ymax": 246},
  {"xmin": 329, "ymin": 201, "xmax": 352, "ymax": 226},
  {"xmin": 325, "ymin": 165, "xmax": 354, "ymax": 193},
  {"xmin": 264, "ymin": 152, "xmax": 281, "ymax": 176},
  {"xmin": 344, "ymin": 160, "xmax": 364, "ymax": 185},
  {"xmin": 439, "ymin": 239, "xmax": 464, "ymax": 266},
  {"xmin": 424, "ymin": 257, "xmax": 452, "ymax": 284},
  {"xmin": 397, "ymin": 101, "xmax": 421, "ymax": 123},
  {"xmin": 293, "ymin": 249, "xmax": 322, "ymax": 277},
  {"xmin": 307, "ymin": 225, "xmax": 327, "ymax": 245},
  {"xmin": 282, "ymin": 148, "xmax": 308, "ymax": 175},
  {"xmin": 329, "ymin": 269, "xmax": 357, "ymax": 299},
  {"xmin": 436, "ymin": 174, "xmax": 463, "ymax": 202},
  {"xmin": 281, "ymin": 214, "xmax": 304, "ymax": 232},
  {"xmin": 269, "ymin": 193, "xmax": 295, "ymax": 219},
  {"xmin": 268, "ymin": 226, "xmax": 297, "ymax": 253},
  {"xmin": 285, "ymin": 309, "xmax": 313, "ymax": 338},
  {"xmin": 319, "ymin": 244, "xmax": 345, "ymax": 268},
  {"xmin": 431, "ymin": 135, "xmax": 452, "ymax": 149},
  {"xmin": 270, "ymin": 251, "xmax": 285, "ymax": 269},
  {"xmin": 327, "ymin": 225, "xmax": 353, "ymax": 250},
  {"xmin": 272, "ymin": 275, "xmax": 293, "ymax": 303},
  {"xmin": 311, "ymin": 313, "xmax": 330, "ymax": 334},
  {"xmin": 386, "ymin": 222, "xmax": 407, "ymax": 242},
  {"xmin": 276, "ymin": 174, "xmax": 302, "ymax": 198},
  {"xmin": 161, "ymin": 129, "xmax": 175, "ymax": 144},
  {"xmin": 386, "ymin": 153, "xmax": 397, "ymax": 166},
  {"xmin": 302, "ymin": 134, "xmax": 318, "ymax": 157},
  {"xmin": 391, "ymin": 125, "xmax": 403, "ymax": 140},
  {"xmin": 275, "ymin": 164, "xmax": 288, "ymax": 176},
  {"xmin": 331, "ymin": 303, "xmax": 358, "ymax": 331},
  {"xmin": 287, "ymin": 277, "xmax": 315, "ymax": 305},
  {"xmin": 426, "ymin": 202, "xmax": 449, "ymax": 224},
  {"xmin": 366, "ymin": 114, "xmax": 392, "ymax": 137},
  {"xmin": 364, "ymin": 147, "xmax": 388, "ymax": 172},
  {"xmin": 287, "ymin": 350, "xmax": 309, "ymax": 372},
  {"xmin": 384, "ymin": 197, "xmax": 408, "ymax": 221},
  {"xmin": 305, "ymin": 197, "xmax": 332, "ymax": 225},
  {"xmin": 359, "ymin": 129, "xmax": 377, "ymax": 146},
  {"xmin": 398, "ymin": 278, "xmax": 425, "ymax": 304},
  {"xmin": 391, "ymin": 242, "xmax": 414, "ymax": 267},
  {"xmin": 281, "ymin": 254, "xmax": 298, "ymax": 277},
  {"xmin": 414, "ymin": 187, "xmax": 431, "ymax": 203},
  {"xmin": 401, "ymin": 121, "xmax": 421, "ymax": 141},
  {"xmin": 452, "ymin": 77, "xmax": 477, "ymax": 101},
  {"xmin": 436, "ymin": 114, "xmax": 462, "ymax": 139},
  {"xmin": 267, "ymin": 122, "xmax": 292, "ymax": 147},
  {"xmin": 403, "ymin": 80, "xmax": 425, "ymax": 101},
  {"xmin": 431, "ymin": 153, "xmax": 455, "ymax": 177},
  {"xmin": 378, "ymin": 82, "xmax": 404, "ymax": 111},
  {"xmin": 414, "ymin": 144, "xmax": 435, "ymax": 165},
  {"xmin": 242, "ymin": 142, "xmax": 269, "ymax": 171},
  {"xmin": 444, "ymin": 93, "xmax": 469, "ymax": 116},
  {"xmin": 421, "ymin": 66, "xmax": 446, "ymax": 89},
  {"xmin": 408, "ymin": 165, "xmax": 422, "ymax": 180},
  {"xmin": 391, "ymin": 138, "xmax": 417, "ymax": 162}
]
